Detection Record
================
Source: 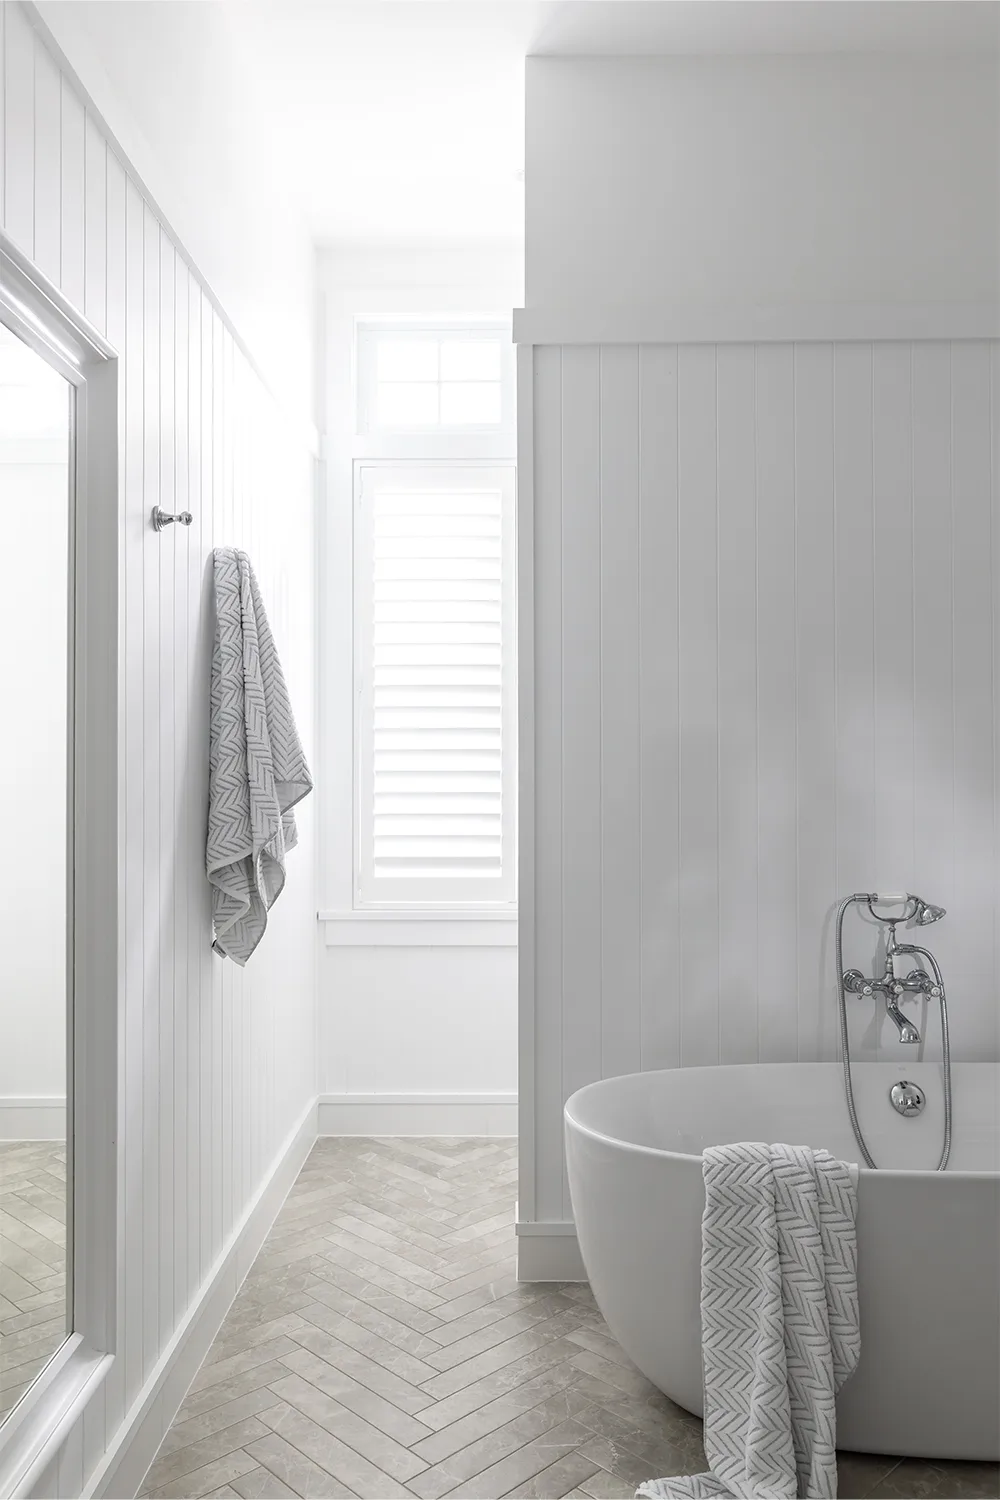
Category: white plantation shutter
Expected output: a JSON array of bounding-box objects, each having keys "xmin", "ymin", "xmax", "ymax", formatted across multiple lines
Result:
[{"xmin": 356, "ymin": 464, "xmax": 515, "ymax": 905}]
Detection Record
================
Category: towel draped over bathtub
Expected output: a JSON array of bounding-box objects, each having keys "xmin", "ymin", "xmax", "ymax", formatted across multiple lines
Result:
[
  {"xmin": 637, "ymin": 1143, "xmax": 860, "ymax": 1500},
  {"xmin": 207, "ymin": 547, "xmax": 312, "ymax": 965}
]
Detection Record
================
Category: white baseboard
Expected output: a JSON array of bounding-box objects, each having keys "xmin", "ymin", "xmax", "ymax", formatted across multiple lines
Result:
[
  {"xmin": 0, "ymin": 1097, "xmax": 67, "ymax": 1141},
  {"xmin": 318, "ymin": 1092, "xmax": 517, "ymax": 1137},
  {"xmin": 515, "ymin": 1219, "xmax": 587, "ymax": 1282},
  {"xmin": 86, "ymin": 1100, "xmax": 318, "ymax": 1500}
]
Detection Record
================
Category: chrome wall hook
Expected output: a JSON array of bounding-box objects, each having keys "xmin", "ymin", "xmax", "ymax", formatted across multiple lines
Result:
[{"xmin": 152, "ymin": 506, "xmax": 193, "ymax": 532}]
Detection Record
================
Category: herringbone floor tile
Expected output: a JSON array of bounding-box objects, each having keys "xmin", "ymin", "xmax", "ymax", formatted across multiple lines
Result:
[
  {"xmin": 141, "ymin": 1141, "xmax": 999, "ymax": 1500},
  {"xmin": 0, "ymin": 1141, "xmax": 68, "ymax": 1424}
]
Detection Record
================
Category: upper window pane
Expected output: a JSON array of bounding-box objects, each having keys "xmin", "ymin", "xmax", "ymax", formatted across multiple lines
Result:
[
  {"xmin": 440, "ymin": 382, "xmax": 502, "ymax": 426},
  {"xmin": 360, "ymin": 325, "xmax": 511, "ymax": 436},
  {"xmin": 439, "ymin": 340, "xmax": 501, "ymax": 382},
  {"xmin": 377, "ymin": 339, "xmax": 439, "ymax": 383},
  {"xmin": 377, "ymin": 382, "xmax": 439, "ymax": 428}
]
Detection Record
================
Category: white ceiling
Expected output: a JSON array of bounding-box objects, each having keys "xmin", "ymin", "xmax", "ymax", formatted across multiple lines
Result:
[{"xmin": 45, "ymin": 1, "xmax": 1000, "ymax": 247}]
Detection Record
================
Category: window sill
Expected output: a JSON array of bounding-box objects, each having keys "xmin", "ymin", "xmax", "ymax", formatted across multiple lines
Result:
[{"xmin": 318, "ymin": 909, "xmax": 518, "ymax": 947}]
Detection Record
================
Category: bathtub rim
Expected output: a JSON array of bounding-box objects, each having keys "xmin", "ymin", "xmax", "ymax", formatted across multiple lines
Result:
[{"xmin": 563, "ymin": 1062, "xmax": 999, "ymax": 1180}]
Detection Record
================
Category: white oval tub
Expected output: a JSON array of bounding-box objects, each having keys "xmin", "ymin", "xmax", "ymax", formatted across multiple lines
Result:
[{"xmin": 565, "ymin": 1061, "xmax": 1000, "ymax": 1462}]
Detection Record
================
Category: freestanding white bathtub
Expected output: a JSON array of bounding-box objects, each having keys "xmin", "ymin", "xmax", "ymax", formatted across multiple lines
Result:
[{"xmin": 565, "ymin": 1062, "xmax": 1000, "ymax": 1462}]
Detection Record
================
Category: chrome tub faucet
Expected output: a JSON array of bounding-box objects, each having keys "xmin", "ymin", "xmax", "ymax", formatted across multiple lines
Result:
[
  {"xmin": 841, "ymin": 892, "xmax": 946, "ymax": 1045},
  {"xmin": 835, "ymin": 891, "xmax": 952, "ymax": 1170}
]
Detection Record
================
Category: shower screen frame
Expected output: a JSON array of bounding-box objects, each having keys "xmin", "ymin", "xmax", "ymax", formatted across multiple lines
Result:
[{"xmin": 0, "ymin": 231, "xmax": 120, "ymax": 1495}]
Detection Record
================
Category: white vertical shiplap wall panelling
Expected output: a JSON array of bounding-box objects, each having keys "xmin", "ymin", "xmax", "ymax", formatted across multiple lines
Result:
[
  {"xmin": 523, "ymin": 338, "xmax": 999, "ymax": 1229},
  {"xmin": 0, "ymin": 3, "xmax": 318, "ymax": 1494}
]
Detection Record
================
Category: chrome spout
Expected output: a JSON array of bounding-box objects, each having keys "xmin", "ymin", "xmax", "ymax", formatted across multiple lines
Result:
[{"xmin": 885, "ymin": 995, "xmax": 921, "ymax": 1044}]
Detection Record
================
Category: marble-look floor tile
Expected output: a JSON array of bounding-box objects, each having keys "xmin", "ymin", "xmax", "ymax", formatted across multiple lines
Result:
[
  {"xmin": 503, "ymin": 1450, "xmax": 604, "ymax": 1499},
  {"xmin": 266, "ymin": 1371, "xmax": 428, "ymax": 1483},
  {"xmin": 241, "ymin": 1433, "xmax": 356, "ymax": 1499},
  {"xmin": 577, "ymin": 1466, "xmax": 642, "ymax": 1500},
  {"xmin": 575, "ymin": 1435, "xmax": 667, "ymax": 1492},
  {"xmin": 229, "ymin": 1465, "xmax": 301, "ymax": 1498},
  {"xmin": 412, "ymin": 1360, "xmax": 588, "ymax": 1466},
  {"xmin": 836, "ymin": 1451, "xmax": 904, "ymax": 1498},
  {"xmin": 579, "ymin": 1401, "xmax": 706, "ymax": 1481},
  {"xmin": 418, "ymin": 1310, "xmax": 595, "ymax": 1404},
  {"xmin": 289, "ymin": 1322, "xmax": 432, "ymax": 1414},
  {"xmin": 278, "ymin": 1344, "xmax": 434, "ymax": 1447},
  {"xmin": 205, "ymin": 1316, "xmax": 309, "ymax": 1367},
  {"xmin": 444, "ymin": 1417, "xmax": 596, "ymax": 1500},
  {"xmin": 149, "ymin": 1450, "xmax": 260, "ymax": 1499},
  {"xmin": 413, "ymin": 1338, "xmax": 590, "ymax": 1433},
  {"xmin": 159, "ymin": 1389, "xmax": 285, "ymax": 1457},
  {"xmin": 141, "ymin": 1140, "xmax": 997, "ymax": 1500},
  {"xmin": 423, "ymin": 1296, "xmax": 581, "ymax": 1372},
  {"xmin": 411, "ymin": 1391, "xmax": 596, "ymax": 1500},
  {"xmin": 867, "ymin": 1459, "xmax": 1000, "ymax": 1499},
  {"xmin": 260, "ymin": 1399, "xmax": 413, "ymax": 1498},
  {"xmin": 304, "ymin": 1272, "xmax": 443, "ymax": 1338},
  {"xmin": 427, "ymin": 1285, "xmax": 547, "ymax": 1346},
  {"xmin": 144, "ymin": 1418, "xmax": 273, "ymax": 1491},
  {"xmin": 177, "ymin": 1362, "xmax": 296, "ymax": 1422},
  {"xmin": 189, "ymin": 1339, "xmax": 302, "ymax": 1396}
]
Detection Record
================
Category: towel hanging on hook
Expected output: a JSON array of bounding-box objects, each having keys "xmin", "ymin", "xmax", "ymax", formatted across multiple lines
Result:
[{"xmin": 206, "ymin": 548, "xmax": 312, "ymax": 964}]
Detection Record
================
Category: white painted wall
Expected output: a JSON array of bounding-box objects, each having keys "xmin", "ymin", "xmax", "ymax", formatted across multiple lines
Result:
[
  {"xmin": 319, "ymin": 941, "xmax": 518, "ymax": 1134},
  {"xmin": 519, "ymin": 54, "xmax": 1000, "ymax": 1252},
  {"xmin": 523, "ymin": 337, "xmax": 1000, "ymax": 1228},
  {"xmin": 0, "ymin": 449, "xmax": 68, "ymax": 1126},
  {"xmin": 318, "ymin": 247, "xmax": 521, "ymax": 1132},
  {"xmin": 525, "ymin": 54, "xmax": 1000, "ymax": 319},
  {"xmin": 0, "ymin": 2, "xmax": 317, "ymax": 1490},
  {"xmin": 33, "ymin": 0, "xmax": 316, "ymax": 424}
]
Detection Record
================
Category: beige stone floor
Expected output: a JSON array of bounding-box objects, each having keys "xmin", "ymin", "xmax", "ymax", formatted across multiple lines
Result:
[
  {"xmin": 141, "ymin": 1140, "xmax": 999, "ymax": 1500},
  {"xmin": 0, "ymin": 1140, "xmax": 69, "ymax": 1424}
]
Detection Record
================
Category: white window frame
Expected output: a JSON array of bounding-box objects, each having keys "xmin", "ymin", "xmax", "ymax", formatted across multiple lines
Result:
[
  {"xmin": 354, "ymin": 459, "xmax": 517, "ymax": 912},
  {"xmin": 319, "ymin": 294, "xmax": 520, "ymax": 940},
  {"xmin": 0, "ymin": 234, "xmax": 119, "ymax": 1495}
]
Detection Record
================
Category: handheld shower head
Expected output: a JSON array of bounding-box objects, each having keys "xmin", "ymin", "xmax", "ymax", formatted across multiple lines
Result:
[{"xmin": 911, "ymin": 896, "xmax": 946, "ymax": 926}]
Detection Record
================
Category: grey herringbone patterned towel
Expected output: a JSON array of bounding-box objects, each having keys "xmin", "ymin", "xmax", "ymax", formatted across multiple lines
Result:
[
  {"xmin": 207, "ymin": 548, "xmax": 312, "ymax": 964},
  {"xmin": 638, "ymin": 1144, "xmax": 859, "ymax": 1500}
]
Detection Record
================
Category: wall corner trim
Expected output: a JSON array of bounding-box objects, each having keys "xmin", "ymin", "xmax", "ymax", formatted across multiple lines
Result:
[
  {"xmin": 84, "ymin": 1100, "xmax": 318, "ymax": 1500},
  {"xmin": 512, "ymin": 302, "xmax": 1000, "ymax": 346},
  {"xmin": 514, "ymin": 1220, "xmax": 586, "ymax": 1282}
]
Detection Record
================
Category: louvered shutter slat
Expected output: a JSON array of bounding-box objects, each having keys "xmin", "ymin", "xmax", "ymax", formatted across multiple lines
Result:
[{"xmin": 369, "ymin": 479, "xmax": 505, "ymax": 885}]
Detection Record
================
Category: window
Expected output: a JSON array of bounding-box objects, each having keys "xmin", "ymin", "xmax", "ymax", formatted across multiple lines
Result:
[
  {"xmin": 357, "ymin": 324, "xmax": 515, "ymax": 437},
  {"xmin": 353, "ymin": 324, "xmax": 515, "ymax": 910}
]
